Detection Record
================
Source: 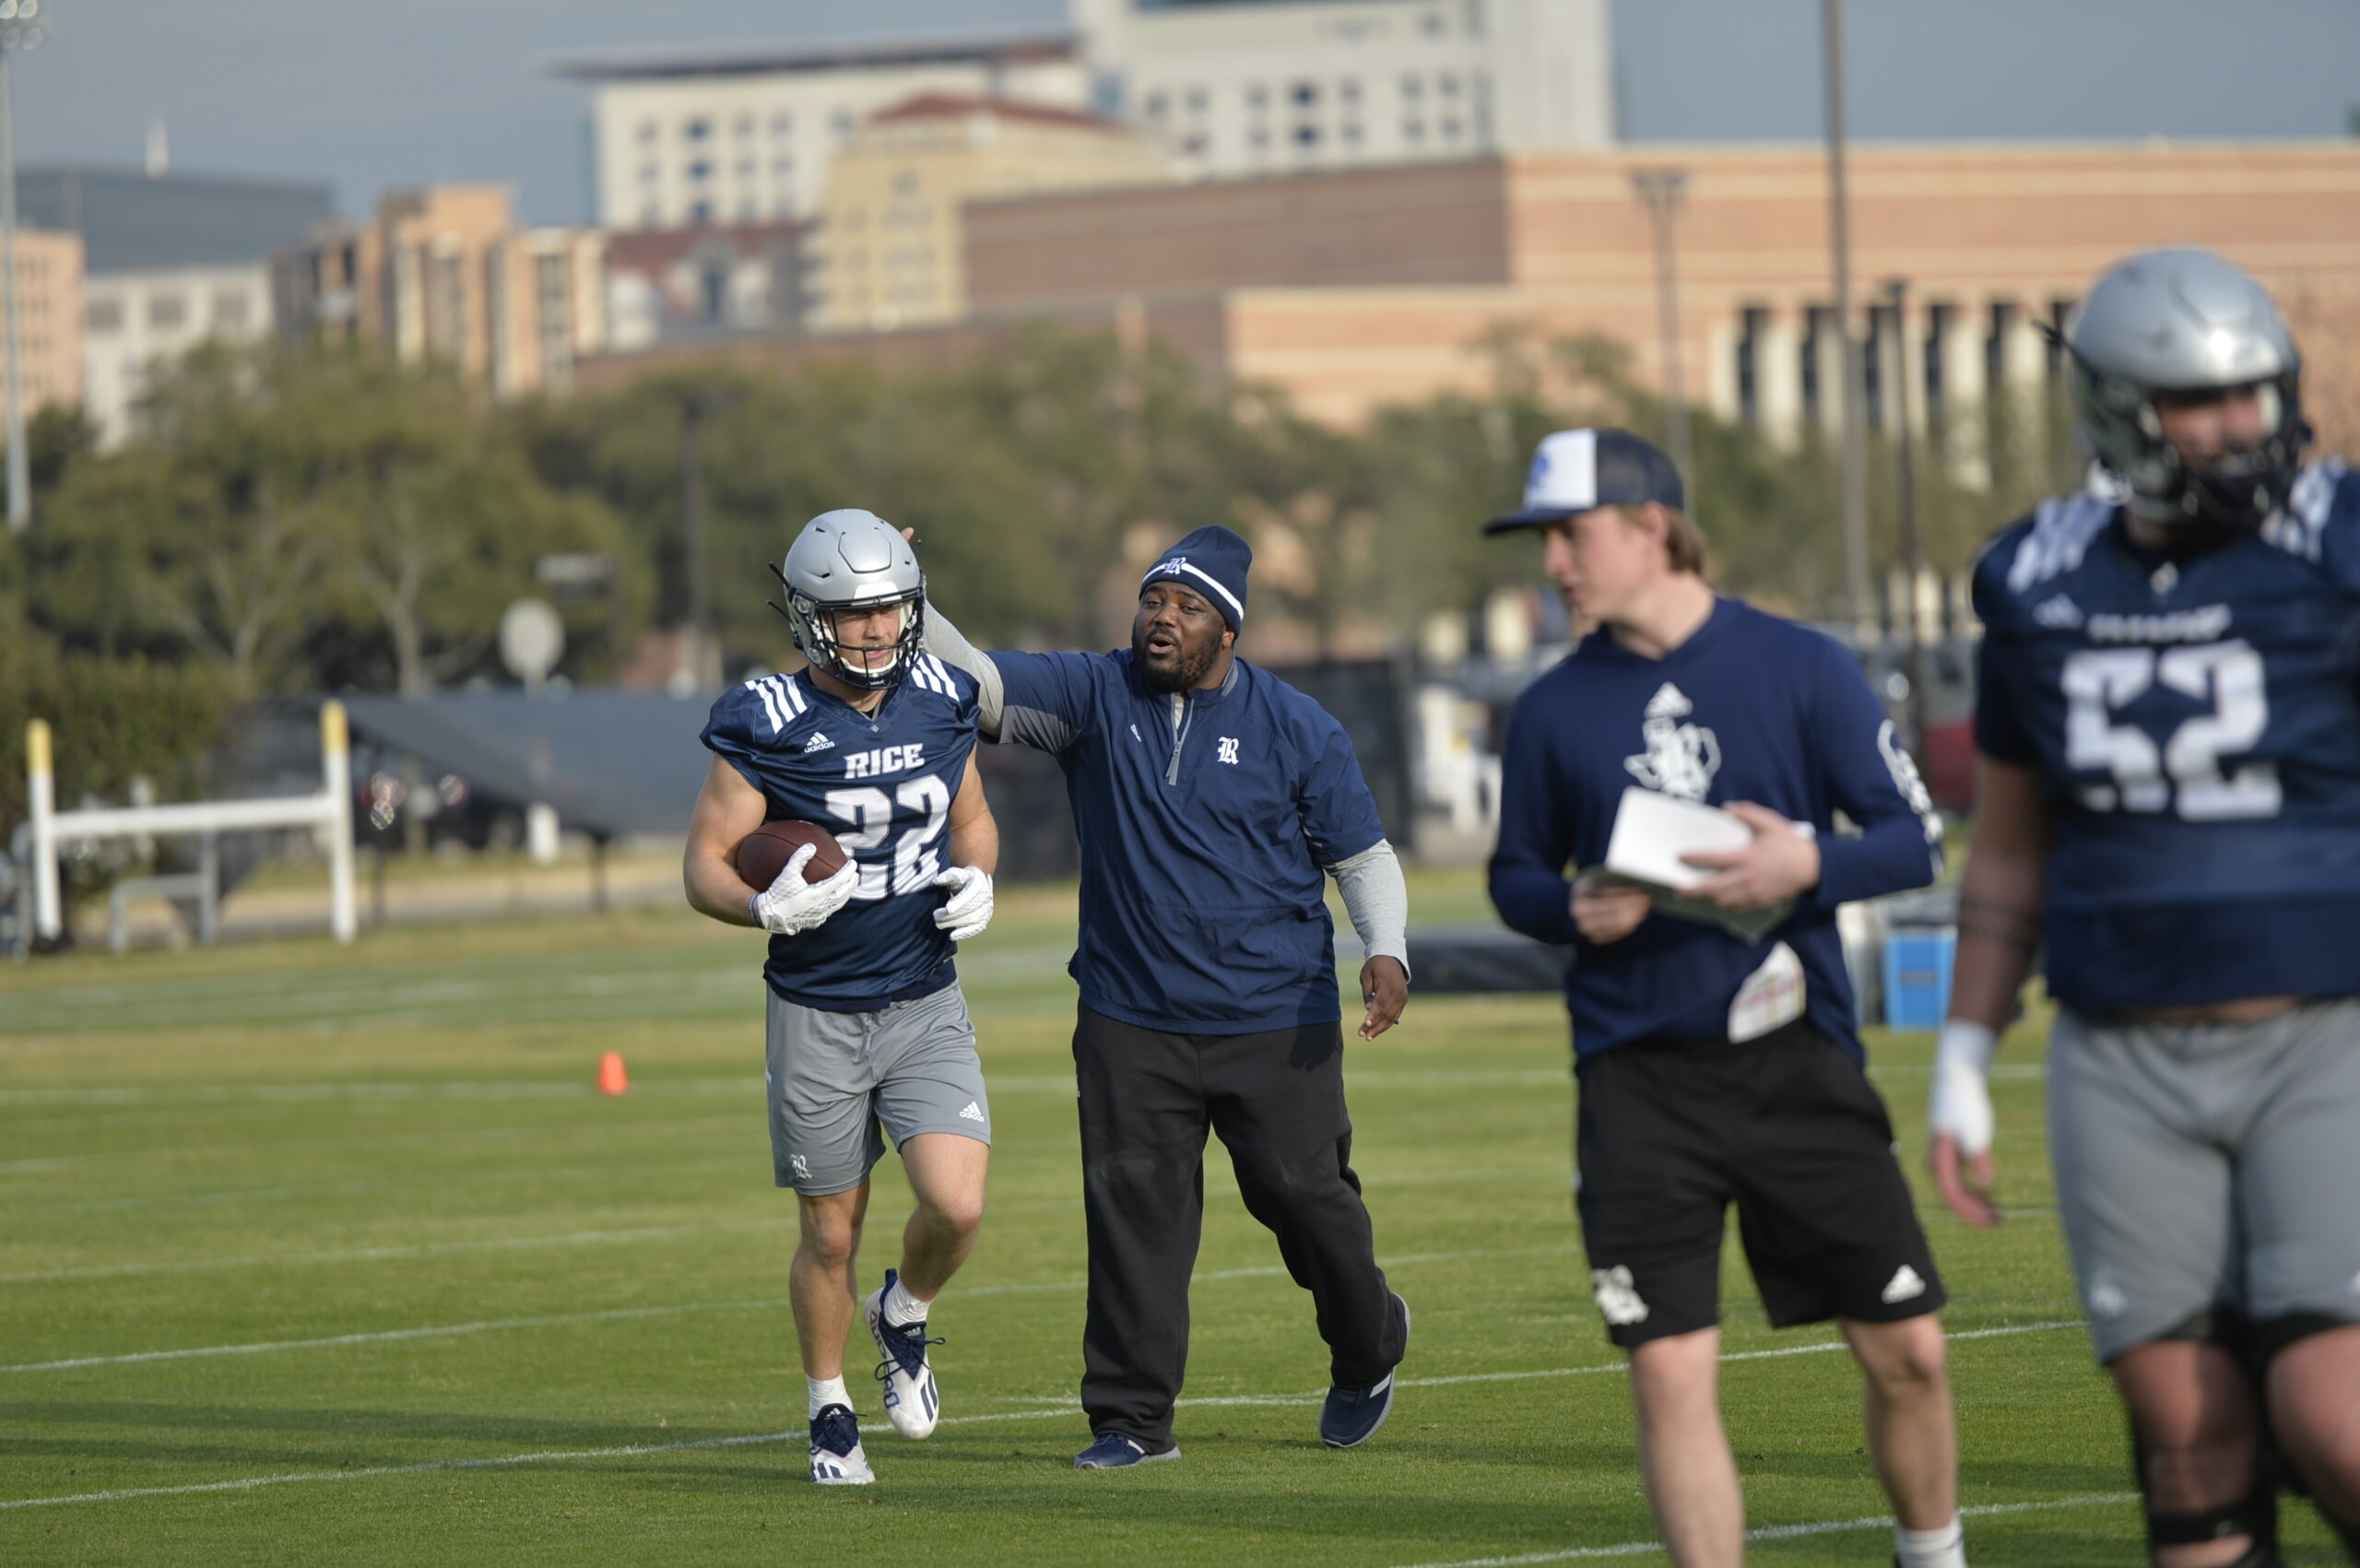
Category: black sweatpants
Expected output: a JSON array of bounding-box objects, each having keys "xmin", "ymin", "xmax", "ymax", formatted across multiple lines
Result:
[{"xmin": 1073, "ymin": 1004, "xmax": 1404, "ymax": 1447}]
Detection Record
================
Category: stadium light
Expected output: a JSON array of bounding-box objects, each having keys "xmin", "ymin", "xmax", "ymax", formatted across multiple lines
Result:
[
  {"xmin": 1823, "ymin": 0, "xmax": 1870, "ymax": 633},
  {"xmin": 1628, "ymin": 168, "xmax": 1694, "ymax": 501},
  {"xmin": 0, "ymin": 0, "xmax": 44, "ymax": 533}
]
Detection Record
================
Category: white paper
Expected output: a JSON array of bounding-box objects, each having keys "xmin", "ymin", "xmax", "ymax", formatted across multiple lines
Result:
[{"xmin": 1598, "ymin": 785, "xmax": 1793, "ymax": 944}]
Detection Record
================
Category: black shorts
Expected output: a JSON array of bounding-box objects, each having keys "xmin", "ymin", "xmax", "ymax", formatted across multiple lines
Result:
[{"xmin": 1575, "ymin": 1022, "xmax": 1945, "ymax": 1348}]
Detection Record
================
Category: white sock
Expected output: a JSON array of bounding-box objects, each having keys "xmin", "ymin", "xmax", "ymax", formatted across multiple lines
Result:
[
  {"xmin": 808, "ymin": 1374, "xmax": 850, "ymax": 1419},
  {"xmin": 1895, "ymin": 1519, "xmax": 1965, "ymax": 1568},
  {"xmin": 884, "ymin": 1275, "xmax": 931, "ymax": 1327}
]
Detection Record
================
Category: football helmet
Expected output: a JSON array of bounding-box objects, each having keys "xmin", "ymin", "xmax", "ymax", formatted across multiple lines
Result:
[
  {"xmin": 2065, "ymin": 247, "xmax": 2311, "ymax": 531},
  {"xmin": 772, "ymin": 509, "xmax": 925, "ymax": 691}
]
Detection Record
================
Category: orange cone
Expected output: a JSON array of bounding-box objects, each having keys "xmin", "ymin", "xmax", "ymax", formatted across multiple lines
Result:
[{"xmin": 597, "ymin": 1051, "xmax": 629, "ymax": 1095}]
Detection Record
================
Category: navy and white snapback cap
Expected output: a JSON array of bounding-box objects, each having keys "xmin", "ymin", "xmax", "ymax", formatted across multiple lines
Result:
[{"xmin": 1483, "ymin": 428, "xmax": 1686, "ymax": 534}]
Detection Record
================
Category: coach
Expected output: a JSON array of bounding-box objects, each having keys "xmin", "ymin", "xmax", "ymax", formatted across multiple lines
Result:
[
  {"xmin": 923, "ymin": 525, "xmax": 1412, "ymax": 1468},
  {"xmin": 1484, "ymin": 430, "xmax": 1966, "ymax": 1568}
]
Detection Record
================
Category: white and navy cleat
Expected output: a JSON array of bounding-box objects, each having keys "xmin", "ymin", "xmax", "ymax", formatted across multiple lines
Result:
[
  {"xmin": 808, "ymin": 1403, "xmax": 874, "ymax": 1485},
  {"xmin": 864, "ymin": 1267, "xmax": 943, "ymax": 1440}
]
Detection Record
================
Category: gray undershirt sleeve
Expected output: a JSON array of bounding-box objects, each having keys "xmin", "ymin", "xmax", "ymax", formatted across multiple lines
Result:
[
  {"xmin": 920, "ymin": 598, "xmax": 1005, "ymax": 737},
  {"xmin": 1328, "ymin": 839, "xmax": 1410, "ymax": 980}
]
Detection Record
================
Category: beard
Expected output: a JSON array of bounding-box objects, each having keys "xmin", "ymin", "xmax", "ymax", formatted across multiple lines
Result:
[{"xmin": 1133, "ymin": 619, "xmax": 1223, "ymax": 693}]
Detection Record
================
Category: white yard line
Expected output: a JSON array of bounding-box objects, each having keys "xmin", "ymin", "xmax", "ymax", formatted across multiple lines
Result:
[
  {"xmin": 0, "ymin": 1321, "xmax": 2087, "ymax": 1513},
  {"xmin": 4, "ymin": 1244, "xmax": 1582, "ymax": 1373}
]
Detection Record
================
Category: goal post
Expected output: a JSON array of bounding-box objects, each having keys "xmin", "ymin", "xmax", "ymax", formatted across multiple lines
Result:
[{"xmin": 25, "ymin": 701, "xmax": 358, "ymax": 947}]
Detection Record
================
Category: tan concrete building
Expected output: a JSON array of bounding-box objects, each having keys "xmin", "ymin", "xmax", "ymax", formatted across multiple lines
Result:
[
  {"xmin": 580, "ymin": 139, "xmax": 2360, "ymax": 459},
  {"xmin": 3, "ymin": 229, "xmax": 85, "ymax": 419},
  {"xmin": 815, "ymin": 94, "xmax": 1171, "ymax": 333},
  {"xmin": 958, "ymin": 140, "xmax": 2360, "ymax": 448},
  {"xmin": 277, "ymin": 188, "xmax": 607, "ymax": 397}
]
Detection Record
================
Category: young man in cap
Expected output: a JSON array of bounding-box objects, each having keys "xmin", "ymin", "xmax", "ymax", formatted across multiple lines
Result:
[
  {"xmin": 1484, "ymin": 430, "xmax": 1965, "ymax": 1567},
  {"xmin": 919, "ymin": 524, "xmax": 1414, "ymax": 1468}
]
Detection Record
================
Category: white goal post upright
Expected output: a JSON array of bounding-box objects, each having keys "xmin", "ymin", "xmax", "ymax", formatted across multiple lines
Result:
[{"xmin": 25, "ymin": 701, "xmax": 358, "ymax": 946}]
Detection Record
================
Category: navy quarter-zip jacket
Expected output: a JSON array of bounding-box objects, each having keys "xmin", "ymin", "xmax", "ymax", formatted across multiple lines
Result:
[{"xmin": 990, "ymin": 649, "xmax": 1388, "ymax": 1033}]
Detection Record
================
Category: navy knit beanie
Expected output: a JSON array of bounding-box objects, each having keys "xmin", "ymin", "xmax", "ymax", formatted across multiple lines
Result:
[{"xmin": 1139, "ymin": 525, "xmax": 1251, "ymax": 634}]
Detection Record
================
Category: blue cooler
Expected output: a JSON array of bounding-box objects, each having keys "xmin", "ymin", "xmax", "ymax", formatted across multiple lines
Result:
[{"xmin": 1882, "ymin": 927, "xmax": 1956, "ymax": 1030}]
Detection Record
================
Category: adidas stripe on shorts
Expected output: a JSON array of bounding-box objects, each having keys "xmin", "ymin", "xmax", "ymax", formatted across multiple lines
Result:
[{"xmin": 764, "ymin": 980, "xmax": 991, "ymax": 1197}]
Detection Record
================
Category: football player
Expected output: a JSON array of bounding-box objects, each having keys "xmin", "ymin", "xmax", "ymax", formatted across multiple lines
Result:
[
  {"xmin": 682, "ymin": 508, "xmax": 999, "ymax": 1486},
  {"xmin": 1932, "ymin": 249, "xmax": 2360, "ymax": 1566}
]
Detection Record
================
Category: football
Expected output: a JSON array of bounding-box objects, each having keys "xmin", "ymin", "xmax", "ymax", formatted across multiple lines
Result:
[{"xmin": 734, "ymin": 819, "xmax": 849, "ymax": 889}]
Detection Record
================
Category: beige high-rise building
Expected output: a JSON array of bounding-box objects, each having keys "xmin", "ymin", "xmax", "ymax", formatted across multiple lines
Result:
[
  {"xmin": 815, "ymin": 93, "xmax": 1169, "ymax": 333},
  {"xmin": 3, "ymin": 230, "xmax": 85, "ymax": 420},
  {"xmin": 277, "ymin": 188, "xmax": 607, "ymax": 396}
]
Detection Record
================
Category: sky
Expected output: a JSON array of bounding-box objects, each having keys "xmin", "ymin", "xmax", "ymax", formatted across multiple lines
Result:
[{"xmin": 15, "ymin": 0, "xmax": 2360, "ymax": 223}]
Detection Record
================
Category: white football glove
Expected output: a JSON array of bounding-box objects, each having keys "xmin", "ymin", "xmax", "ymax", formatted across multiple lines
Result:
[
  {"xmin": 931, "ymin": 865, "xmax": 994, "ymax": 941},
  {"xmin": 749, "ymin": 844, "xmax": 860, "ymax": 936},
  {"xmin": 1929, "ymin": 1020, "xmax": 1999, "ymax": 1157}
]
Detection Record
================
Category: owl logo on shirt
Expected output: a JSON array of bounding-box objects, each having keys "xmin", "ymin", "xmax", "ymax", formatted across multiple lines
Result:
[{"xmin": 1624, "ymin": 682, "xmax": 1720, "ymax": 801}]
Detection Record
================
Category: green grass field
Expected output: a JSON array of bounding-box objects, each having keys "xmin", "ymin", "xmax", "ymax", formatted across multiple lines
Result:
[{"xmin": 0, "ymin": 868, "xmax": 2342, "ymax": 1564}]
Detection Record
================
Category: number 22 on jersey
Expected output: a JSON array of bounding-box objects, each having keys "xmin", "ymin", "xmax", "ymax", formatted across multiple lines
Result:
[
  {"xmin": 2060, "ymin": 638, "xmax": 2281, "ymax": 820},
  {"xmin": 824, "ymin": 777, "xmax": 951, "ymax": 900}
]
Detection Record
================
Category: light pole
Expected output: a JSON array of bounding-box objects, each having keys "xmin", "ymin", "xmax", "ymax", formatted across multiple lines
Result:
[
  {"xmin": 0, "ymin": 0, "xmax": 44, "ymax": 534},
  {"xmin": 1883, "ymin": 277, "xmax": 1931, "ymax": 754},
  {"xmin": 1823, "ymin": 0, "xmax": 1870, "ymax": 632},
  {"xmin": 1629, "ymin": 167, "xmax": 1693, "ymax": 496}
]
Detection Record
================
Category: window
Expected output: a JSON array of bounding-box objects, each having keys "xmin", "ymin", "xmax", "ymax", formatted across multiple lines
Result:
[
  {"xmin": 1924, "ymin": 301, "xmax": 1953, "ymax": 440},
  {"xmin": 86, "ymin": 297, "xmax": 123, "ymax": 334},
  {"xmin": 1985, "ymin": 301, "xmax": 2018, "ymax": 403},
  {"xmin": 1341, "ymin": 122, "xmax": 1363, "ymax": 147},
  {"xmin": 1423, "ymin": 10, "xmax": 1446, "ymax": 34},
  {"xmin": 737, "ymin": 159, "xmax": 755, "ymax": 181},
  {"xmin": 1186, "ymin": 88, "xmax": 1208, "ymax": 113},
  {"xmin": 689, "ymin": 159, "xmax": 713, "ymax": 181},
  {"xmin": 1249, "ymin": 126, "xmax": 1271, "ymax": 152},
  {"xmin": 1144, "ymin": 91, "xmax": 1169, "ymax": 120},
  {"xmin": 1246, "ymin": 83, "xmax": 1268, "ymax": 111},
  {"xmin": 772, "ymin": 112, "xmax": 794, "ymax": 136},
  {"xmin": 638, "ymin": 163, "xmax": 659, "ymax": 186},
  {"xmin": 893, "ymin": 170, "xmax": 921, "ymax": 197},
  {"xmin": 1440, "ymin": 117, "xmax": 1461, "ymax": 140},
  {"xmin": 1403, "ymin": 118, "xmax": 1425, "ymax": 143},
  {"xmin": 1292, "ymin": 80, "xmax": 1319, "ymax": 107},
  {"xmin": 1294, "ymin": 124, "xmax": 1320, "ymax": 147},
  {"xmin": 735, "ymin": 115, "xmax": 754, "ymax": 137},
  {"xmin": 684, "ymin": 118, "xmax": 712, "ymax": 141},
  {"xmin": 1863, "ymin": 301, "xmax": 1894, "ymax": 432},
  {"xmin": 1401, "ymin": 75, "xmax": 1423, "ymax": 100},
  {"xmin": 690, "ymin": 200, "xmax": 714, "ymax": 225},
  {"xmin": 773, "ymin": 155, "xmax": 796, "ymax": 177},
  {"xmin": 637, "ymin": 120, "xmax": 659, "ymax": 145},
  {"xmin": 148, "ymin": 291, "xmax": 188, "ymax": 331},
  {"xmin": 1802, "ymin": 305, "xmax": 1831, "ymax": 425},
  {"xmin": 1736, "ymin": 306, "xmax": 1767, "ymax": 426},
  {"xmin": 1340, "ymin": 78, "xmax": 1362, "ymax": 105},
  {"xmin": 213, "ymin": 290, "xmax": 253, "ymax": 331},
  {"xmin": 1438, "ymin": 74, "xmax": 1460, "ymax": 98},
  {"xmin": 832, "ymin": 109, "xmax": 855, "ymax": 136}
]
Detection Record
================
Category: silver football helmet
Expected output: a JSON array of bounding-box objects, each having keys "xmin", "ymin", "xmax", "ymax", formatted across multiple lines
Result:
[
  {"xmin": 770, "ymin": 509, "xmax": 924, "ymax": 691},
  {"xmin": 2065, "ymin": 247, "xmax": 2310, "ymax": 531}
]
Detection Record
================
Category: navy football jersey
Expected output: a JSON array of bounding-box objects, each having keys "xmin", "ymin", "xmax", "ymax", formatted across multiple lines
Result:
[
  {"xmin": 1973, "ymin": 459, "xmax": 2360, "ymax": 1012},
  {"xmin": 701, "ymin": 654, "xmax": 981, "ymax": 1011}
]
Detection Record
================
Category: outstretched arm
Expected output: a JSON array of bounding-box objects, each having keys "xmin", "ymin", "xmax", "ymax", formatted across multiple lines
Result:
[
  {"xmin": 920, "ymin": 599, "xmax": 1005, "ymax": 738},
  {"xmin": 1329, "ymin": 839, "xmax": 1410, "ymax": 1040}
]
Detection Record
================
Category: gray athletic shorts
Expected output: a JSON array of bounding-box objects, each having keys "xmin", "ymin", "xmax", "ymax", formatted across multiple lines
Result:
[
  {"xmin": 764, "ymin": 980, "xmax": 991, "ymax": 1197},
  {"xmin": 2049, "ymin": 997, "xmax": 2360, "ymax": 1364}
]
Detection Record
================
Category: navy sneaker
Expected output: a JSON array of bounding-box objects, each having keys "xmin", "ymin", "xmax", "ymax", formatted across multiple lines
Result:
[
  {"xmin": 863, "ymin": 1268, "xmax": 943, "ymax": 1439},
  {"xmin": 1319, "ymin": 1293, "xmax": 1410, "ymax": 1448},
  {"xmin": 808, "ymin": 1403, "xmax": 874, "ymax": 1485},
  {"xmin": 1073, "ymin": 1432, "xmax": 1181, "ymax": 1469}
]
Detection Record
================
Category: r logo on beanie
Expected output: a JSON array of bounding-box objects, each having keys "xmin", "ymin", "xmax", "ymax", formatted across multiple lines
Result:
[{"xmin": 1140, "ymin": 525, "xmax": 1251, "ymax": 634}]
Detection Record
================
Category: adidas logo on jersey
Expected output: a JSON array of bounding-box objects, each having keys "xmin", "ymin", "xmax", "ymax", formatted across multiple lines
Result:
[
  {"xmin": 1643, "ymin": 682, "xmax": 1693, "ymax": 720},
  {"xmin": 1880, "ymin": 1264, "xmax": 1927, "ymax": 1304},
  {"xmin": 959, "ymin": 1102, "xmax": 985, "ymax": 1123},
  {"xmin": 2031, "ymin": 595, "xmax": 2083, "ymax": 630},
  {"xmin": 802, "ymin": 732, "xmax": 836, "ymax": 754}
]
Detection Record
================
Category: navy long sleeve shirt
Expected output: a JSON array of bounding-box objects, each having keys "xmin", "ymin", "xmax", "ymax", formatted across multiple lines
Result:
[{"xmin": 1487, "ymin": 596, "xmax": 1942, "ymax": 1067}]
